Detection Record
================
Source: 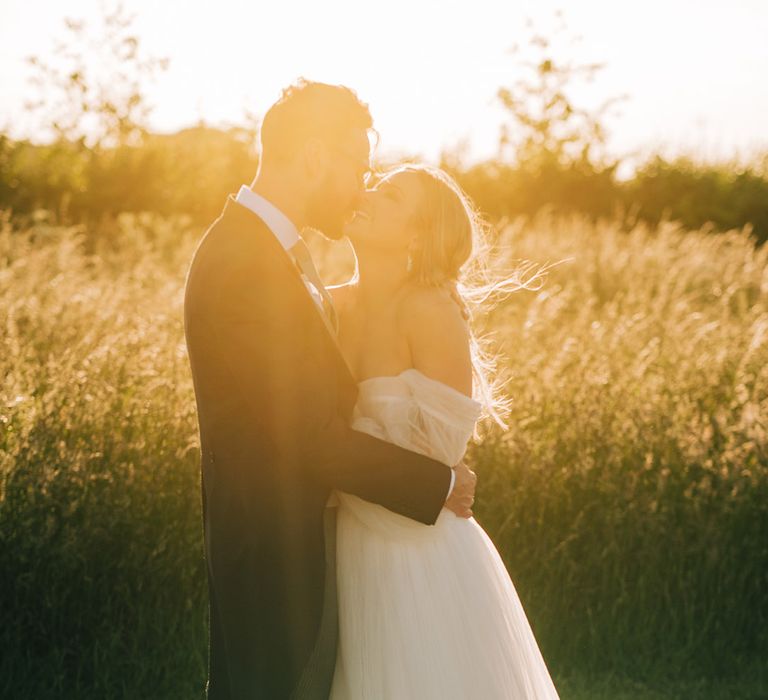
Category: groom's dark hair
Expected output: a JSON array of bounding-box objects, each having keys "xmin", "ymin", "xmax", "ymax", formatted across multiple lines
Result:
[{"xmin": 260, "ymin": 77, "xmax": 375, "ymax": 164}]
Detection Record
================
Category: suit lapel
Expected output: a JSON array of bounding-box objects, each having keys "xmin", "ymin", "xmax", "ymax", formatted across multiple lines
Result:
[{"xmin": 219, "ymin": 195, "xmax": 359, "ymax": 409}]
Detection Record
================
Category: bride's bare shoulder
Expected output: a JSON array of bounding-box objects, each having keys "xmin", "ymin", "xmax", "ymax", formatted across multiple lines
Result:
[
  {"xmin": 399, "ymin": 285, "xmax": 472, "ymax": 395},
  {"xmin": 399, "ymin": 284, "xmax": 459, "ymax": 319}
]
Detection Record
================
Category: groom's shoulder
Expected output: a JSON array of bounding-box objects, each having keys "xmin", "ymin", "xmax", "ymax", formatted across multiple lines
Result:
[
  {"xmin": 206, "ymin": 201, "xmax": 273, "ymax": 248},
  {"xmin": 192, "ymin": 205, "xmax": 277, "ymax": 273},
  {"xmin": 185, "ymin": 218, "xmax": 287, "ymax": 315}
]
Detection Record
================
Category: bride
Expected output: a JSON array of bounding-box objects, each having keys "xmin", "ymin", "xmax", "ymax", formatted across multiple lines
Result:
[{"xmin": 327, "ymin": 163, "xmax": 561, "ymax": 699}]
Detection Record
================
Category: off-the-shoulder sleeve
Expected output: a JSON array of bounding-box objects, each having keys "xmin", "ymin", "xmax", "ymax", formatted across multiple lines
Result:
[
  {"xmin": 339, "ymin": 369, "xmax": 482, "ymax": 536},
  {"xmin": 400, "ymin": 369, "xmax": 482, "ymax": 467}
]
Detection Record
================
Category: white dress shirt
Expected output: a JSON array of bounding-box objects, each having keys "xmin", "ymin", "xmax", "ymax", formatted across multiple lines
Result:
[
  {"xmin": 234, "ymin": 185, "xmax": 456, "ymax": 500},
  {"xmin": 235, "ymin": 185, "xmax": 326, "ymax": 312}
]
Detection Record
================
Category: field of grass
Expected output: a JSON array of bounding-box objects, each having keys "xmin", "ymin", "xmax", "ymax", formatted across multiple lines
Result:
[{"xmin": 1, "ymin": 208, "xmax": 766, "ymax": 698}]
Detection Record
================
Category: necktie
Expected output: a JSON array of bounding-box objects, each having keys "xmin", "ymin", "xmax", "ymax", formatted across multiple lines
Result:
[{"xmin": 291, "ymin": 238, "xmax": 339, "ymax": 335}]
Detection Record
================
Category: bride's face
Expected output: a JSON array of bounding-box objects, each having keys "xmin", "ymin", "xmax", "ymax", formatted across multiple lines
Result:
[{"xmin": 343, "ymin": 171, "xmax": 424, "ymax": 254}]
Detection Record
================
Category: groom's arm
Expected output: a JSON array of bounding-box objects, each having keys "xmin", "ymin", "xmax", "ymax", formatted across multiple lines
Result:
[
  {"xmin": 309, "ymin": 414, "xmax": 452, "ymax": 525},
  {"xmin": 212, "ymin": 252, "xmax": 454, "ymax": 525}
]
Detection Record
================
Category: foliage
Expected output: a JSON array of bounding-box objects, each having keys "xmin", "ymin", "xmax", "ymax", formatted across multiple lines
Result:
[
  {"xmin": 495, "ymin": 11, "xmax": 627, "ymax": 172},
  {"xmin": 0, "ymin": 213, "xmax": 206, "ymax": 697},
  {"xmin": 1, "ymin": 211, "xmax": 766, "ymax": 696},
  {"xmin": 0, "ymin": 125, "xmax": 258, "ymax": 224},
  {"xmin": 443, "ymin": 157, "xmax": 620, "ymax": 223},
  {"xmin": 626, "ymin": 154, "xmax": 768, "ymax": 245},
  {"xmin": 441, "ymin": 152, "xmax": 768, "ymax": 245},
  {"xmin": 25, "ymin": 3, "xmax": 168, "ymax": 148},
  {"xmin": 440, "ymin": 12, "xmax": 768, "ymax": 245},
  {"xmin": 5, "ymin": 7, "xmax": 767, "ymax": 244},
  {"xmin": 3, "ymin": 127, "xmax": 767, "ymax": 245},
  {"xmin": 469, "ymin": 212, "xmax": 768, "ymax": 680}
]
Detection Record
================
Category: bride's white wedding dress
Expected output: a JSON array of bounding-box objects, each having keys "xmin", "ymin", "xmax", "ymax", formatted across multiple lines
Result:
[{"xmin": 329, "ymin": 369, "xmax": 560, "ymax": 699}]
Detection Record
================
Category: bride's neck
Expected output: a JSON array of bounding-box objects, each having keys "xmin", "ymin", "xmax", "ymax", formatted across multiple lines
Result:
[{"xmin": 354, "ymin": 246, "xmax": 410, "ymax": 307}]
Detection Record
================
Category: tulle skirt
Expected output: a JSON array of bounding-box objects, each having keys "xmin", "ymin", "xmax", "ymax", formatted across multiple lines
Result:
[{"xmin": 329, "ymin": 493, "xmax": 561, "ymax": 699}]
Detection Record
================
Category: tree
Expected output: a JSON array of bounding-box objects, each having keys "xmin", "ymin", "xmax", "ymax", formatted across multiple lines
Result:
[
  {"xmin": 25, "ymin": 2, "xmax": 169, "ymax": 149},
  {"xmin": 497, "ymin": 11, "xmax": 627, "ymax": 172}
]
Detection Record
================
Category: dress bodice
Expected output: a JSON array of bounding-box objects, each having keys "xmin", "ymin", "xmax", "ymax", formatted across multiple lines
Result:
[
  {"xmin": 332, "ymin": 372, "xmax": 562, "ymax": 700},
  {"xmin": 333, "ymin": 369, "xmax": 481, "ymax": 536},
  {"xmin": 350, "ymin": 369, "xmax": 482, "ymax": 467}
]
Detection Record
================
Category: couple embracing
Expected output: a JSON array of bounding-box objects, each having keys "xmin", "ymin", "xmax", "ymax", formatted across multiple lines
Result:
[{"xmin": 184, "ymin": 78, "xmax": 560, "ymax": 699}]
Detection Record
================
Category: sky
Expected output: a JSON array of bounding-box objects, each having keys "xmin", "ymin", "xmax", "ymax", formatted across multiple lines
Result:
[{"xmin": 1, "ymin": 0, "xmax": 767, "ymax": 176}]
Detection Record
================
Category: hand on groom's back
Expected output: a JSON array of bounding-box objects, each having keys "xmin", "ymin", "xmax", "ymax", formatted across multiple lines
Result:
[{"xmin": 444, "ymin": 462, "xmax": 477, "ymax": 519}]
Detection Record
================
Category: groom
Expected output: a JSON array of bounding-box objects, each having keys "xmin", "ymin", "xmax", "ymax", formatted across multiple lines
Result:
[{"xmin": 184, "ymin": 79, "xmax": 477, "ymax": 699}]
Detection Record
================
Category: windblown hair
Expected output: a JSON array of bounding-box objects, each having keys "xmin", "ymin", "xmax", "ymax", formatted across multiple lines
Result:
[
  {"xmin": 260, "ymin": 77, "xmax": 375, "ymax": 164},
  {"xmin": 386, "ymin": 163, "xmax": 548, "ymax": 430}
]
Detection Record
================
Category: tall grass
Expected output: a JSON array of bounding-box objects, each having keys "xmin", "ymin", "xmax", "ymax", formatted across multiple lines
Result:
[
  {"xmin": 0, "ymin": 213, "xmax": 206, "ymax": 697},
  {"xmin": 1, "ymin": 210, "xmax": 766, "ymax": 697},
  {"xmin": 469, "ymin": 212, "xmax": 768, "ymax": 681}
]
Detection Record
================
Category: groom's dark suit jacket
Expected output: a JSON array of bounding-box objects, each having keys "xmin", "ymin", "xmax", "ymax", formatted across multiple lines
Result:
[{"xmin": 184, "ymin": 196, "xmax": 453, "ymax": 699}]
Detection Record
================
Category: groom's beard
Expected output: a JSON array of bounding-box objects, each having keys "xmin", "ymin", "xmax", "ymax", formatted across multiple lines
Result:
[{"xmin": 305, "ymin": 177, "xmax": 348, "ymax": 241}]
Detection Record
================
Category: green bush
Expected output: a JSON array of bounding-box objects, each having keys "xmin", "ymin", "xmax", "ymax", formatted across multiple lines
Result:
[
  {"xmin": 3, "ymin": 130, "xmax": 768, "ymax": 245},
  {"xmin": 0, "ymin": 126, "xmax": 256, "ymax": 226},
  {"xmin": 625, "ymin": 155, "xmax": 768, "ymax": 244}
]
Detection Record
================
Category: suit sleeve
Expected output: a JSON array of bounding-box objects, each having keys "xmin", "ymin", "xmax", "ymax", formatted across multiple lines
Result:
[{"xmin": 211, "ymin": 253, "xmax": 452, "ymax": 526}]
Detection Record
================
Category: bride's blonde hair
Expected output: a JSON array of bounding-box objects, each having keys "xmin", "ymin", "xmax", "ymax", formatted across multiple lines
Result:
[{"xmin": 385, "ymin": 163, "xmax": 547, "ymax": 430}]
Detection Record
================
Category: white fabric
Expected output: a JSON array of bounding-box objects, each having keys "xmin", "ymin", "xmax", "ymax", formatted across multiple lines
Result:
[
  {"xmin": 235, "ymin": 185, "xmax": 300, "ymax": 250},
  {"xmin": 234, "ymin": 185, "xmax": 325, "ymax": 312},
  {"xmin": 291, "ymin": 238, "xmax": 339, "ymax": 335},
  {"xmin": 330, "ymin": 369, "xmax": 560, "ymax": 699},
  {"xmin": 446, "ymin": 461, "xmax": 455, "ymax": 497}
]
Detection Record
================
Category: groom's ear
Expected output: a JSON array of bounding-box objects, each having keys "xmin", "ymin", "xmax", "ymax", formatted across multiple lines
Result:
[{"xmin": 303, "ymin": 137, "xmax": 329, "ymax": 181}]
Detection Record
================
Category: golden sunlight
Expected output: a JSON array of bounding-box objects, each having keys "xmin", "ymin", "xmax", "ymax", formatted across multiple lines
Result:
[
  {"xmin": 2, "ymin": 0, "xmax": 767, "ymax": 165},
  {"xmin": 3, "ymin": 0, "xmax": 768, "ymax": 697}
]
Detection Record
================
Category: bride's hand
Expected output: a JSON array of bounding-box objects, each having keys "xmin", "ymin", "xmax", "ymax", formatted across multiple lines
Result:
[{"xmin": 445, "ymin": 461, "xmax": 476, "ymax": 518}]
